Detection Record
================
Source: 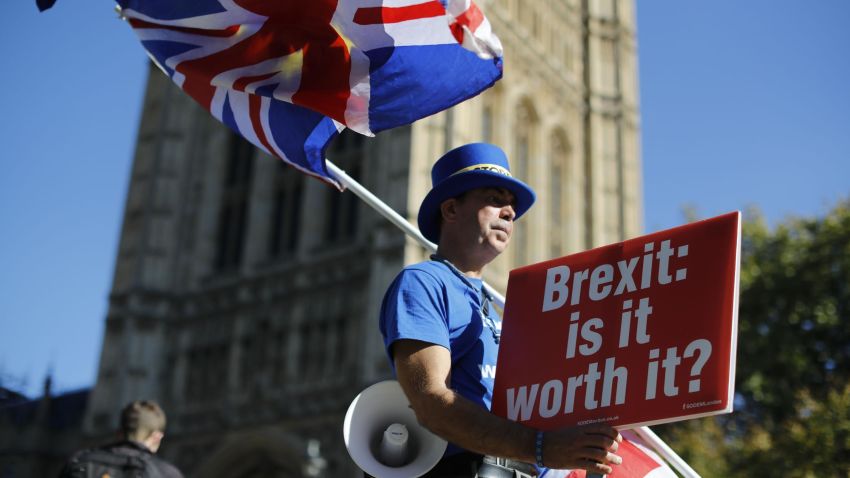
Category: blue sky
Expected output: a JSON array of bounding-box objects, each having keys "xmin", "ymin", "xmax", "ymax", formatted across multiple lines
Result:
[{"xmin": 1, "ymin": 1, "xmax": 848, "ymax": 397}]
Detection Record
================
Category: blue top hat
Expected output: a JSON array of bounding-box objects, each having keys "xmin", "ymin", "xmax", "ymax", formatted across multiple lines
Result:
[{"xmin": 417, "ymin": 143, "xmax": 536, "ymax": 243}]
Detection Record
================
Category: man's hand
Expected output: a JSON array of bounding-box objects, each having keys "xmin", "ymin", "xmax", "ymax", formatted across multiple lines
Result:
[{"xmin": 541, "ymin": 424, "xmax": 622, "ymax": 474}]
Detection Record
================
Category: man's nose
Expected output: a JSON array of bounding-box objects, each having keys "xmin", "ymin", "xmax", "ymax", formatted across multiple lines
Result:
[{"xmin": 501, "ymin": 204, "xmax": 516, "ymax": 221}]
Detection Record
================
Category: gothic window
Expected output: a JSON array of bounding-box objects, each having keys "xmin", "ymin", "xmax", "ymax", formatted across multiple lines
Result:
[
  {"xmin": 481, "ymin": 84, "xmax": 503, "ymax": 146},
  {"xmin": 268, "ymin": 163, "xmax": 304, "ymax": 258},
  {"xmin": 314, "ymin": 321, "xmax": 329, "ymax": 377},
  {"xmin": 324, "ymin": 319, "xmax": 340, "ymax": 376},
  {"xmin": 513, "ymin": 100, "xmax": 537, "ymax": 266},
  {"xmin": 531, "ymin": 7, "xmax": 541, "ymax": 40},
  {"xmin": 211, "ymin": 345, "xmax": 228, "ymax": 394},
  {"xmin": 516, "ymin": 136, "xmax": 529, "ymax": 185},
  {"xmin": 297, "ymin": 322, "xmax": 312, "ymax": 379},
  {"xmin": 550, "ymin": 131, "xmax": 569, "ymax": 258},
  {"xmin": 239, "ymin": 335, "xmax": 255, "ymax": 388},
  {"xmin": 272, "ymin": 328, "xmax": 287, "ymax": 385},
  {"xmin": 598, "ymin": 38, "xmax": 618, "ymax": 97},
  {"xmin": 214, "ymin": 133, "xmax": 255, "ymax": 272},
  {"xmin": 335, "ymin": 317, "xmax": 350, "ymax": 375},
  {"xmin": 185, "ymin": 349, "xmax": 201, "ymax": 401},
  {"xmin": 602, "ymin": 119, "xmax": 623, "ymax": 242},
  {"xmin": 514, "ymin": 137, "xmax": 529, "ymax": 265},
  {"xmin": 323, "ymin": 130, "xmax": 363, "ymax": 244},
  {"xmin": 482, "ymin": 105, "xmax": 493, "ymax": 144},
  {"xmin": 186, "ymin": 344, "xmax": 230, "ymax": 402},
  {"xmin": 239, "ymin": 320, "xmax": 273, "ymax": 390},
  {"xmin": 517, "ymin": 2, "xmax": 532, "ymax": 35}
]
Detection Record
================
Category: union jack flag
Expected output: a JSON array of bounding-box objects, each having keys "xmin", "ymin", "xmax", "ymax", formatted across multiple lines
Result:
[{"xmin": 117, "ymin": 0, "xmax": 503, "ymax": 187}]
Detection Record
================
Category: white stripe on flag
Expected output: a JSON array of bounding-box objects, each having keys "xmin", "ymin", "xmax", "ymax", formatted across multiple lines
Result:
[
  {"xmin": 227, "ymin": 90, "xmax": 264, "ymax": 150},
  {"xmin": 343, "ymin": 47, "xmax": 374, "ymax": 135}
]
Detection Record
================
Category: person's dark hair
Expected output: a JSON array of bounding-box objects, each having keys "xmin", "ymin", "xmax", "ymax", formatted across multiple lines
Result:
[{"xmin": 120, "ymin": 400, "xmax": 166, "ymax": 442}]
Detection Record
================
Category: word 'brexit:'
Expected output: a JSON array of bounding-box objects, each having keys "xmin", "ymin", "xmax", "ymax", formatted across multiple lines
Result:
[{"xmin": 542, "ymin": 240, "xmax": 689, "ymax": 312}]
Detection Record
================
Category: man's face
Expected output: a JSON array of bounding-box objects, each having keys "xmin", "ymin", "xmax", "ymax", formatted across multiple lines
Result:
[{"xmin": 454, "ymin": 187, "xmax": 517, "ymax": 255}]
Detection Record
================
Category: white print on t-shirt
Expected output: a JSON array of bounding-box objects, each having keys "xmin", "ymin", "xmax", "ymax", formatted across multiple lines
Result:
[{"xmin": 480, "ymin": 364, "xmax": 497, "ymax": 379}]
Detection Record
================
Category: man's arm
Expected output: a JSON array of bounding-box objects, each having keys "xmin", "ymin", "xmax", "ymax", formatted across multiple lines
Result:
[{"xmin": 393, "ymin": 339, "xmax": 623, "ymax": 474}]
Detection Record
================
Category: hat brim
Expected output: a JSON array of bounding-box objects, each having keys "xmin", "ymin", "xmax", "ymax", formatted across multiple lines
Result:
[{"xmin": 417, "ymin": 170, "xmax": 536, "ymax": 244}]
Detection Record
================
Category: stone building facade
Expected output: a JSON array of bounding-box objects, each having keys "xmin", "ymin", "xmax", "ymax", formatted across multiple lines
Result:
[{"xmin": 79, "ymin": 0, "xmax": 642, "ymax": 476}]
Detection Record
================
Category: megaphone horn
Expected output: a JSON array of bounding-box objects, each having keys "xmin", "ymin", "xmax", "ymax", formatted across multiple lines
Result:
[{"xmin": 344, "ymin": 380, "xmax": 448, "ymax": 478}]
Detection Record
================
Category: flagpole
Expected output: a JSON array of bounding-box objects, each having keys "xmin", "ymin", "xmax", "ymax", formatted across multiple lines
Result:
[{"xmin": 326, "ymin": 160, "xmax": 700, "ymax": 478}]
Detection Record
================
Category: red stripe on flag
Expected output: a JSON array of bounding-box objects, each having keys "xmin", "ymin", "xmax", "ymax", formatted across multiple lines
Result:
[
  {"xmin": 128, "ymin": 18, "xmax": 240, "ymax": 37},
  {"xmin": 291, "ymin": 34, "xmax": 351, "ymax": 124},
  {"xmin": 181, "ymin": 75, "xmax": 217, "ymax": 112},
  {"xmin": 449, "ymin": 2, "xmax": 484, "ymax": 44},
  {"xmin": 353, "ymin": 1, "xmax": 445, "ymax": 25},
  {"xmin": 248, "ymin": 94, "xmax": 275, "ymax": 155},
  {"xmin": 233, "ymin": 72, "xmax": 278, "ymax": 92}
]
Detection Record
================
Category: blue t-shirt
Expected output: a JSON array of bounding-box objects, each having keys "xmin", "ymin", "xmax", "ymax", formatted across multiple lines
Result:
[{"xmin": 379, "ymin": 260, "xmax": 501, "ymax": 453}]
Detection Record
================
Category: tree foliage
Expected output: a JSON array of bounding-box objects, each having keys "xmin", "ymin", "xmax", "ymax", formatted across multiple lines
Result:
[{"xmin": 654, "ymin": 200, "xmax": 850, "ymax": 477}]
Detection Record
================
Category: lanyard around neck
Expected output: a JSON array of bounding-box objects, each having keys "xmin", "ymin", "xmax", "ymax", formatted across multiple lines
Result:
[{"xmin": 430, "ymin": 254, "xmax": 500, "ymax": 344}]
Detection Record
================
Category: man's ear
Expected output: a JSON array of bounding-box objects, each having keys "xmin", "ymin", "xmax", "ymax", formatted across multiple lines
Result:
[{"xmin": 440, "ymin": 198, "xmax": 459, "ymax": 224}]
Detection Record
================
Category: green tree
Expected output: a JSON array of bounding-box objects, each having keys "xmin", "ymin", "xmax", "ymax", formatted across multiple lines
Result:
[{"xmin": 655, "ymin": 200, "xmax": 850, "ymax": 477}]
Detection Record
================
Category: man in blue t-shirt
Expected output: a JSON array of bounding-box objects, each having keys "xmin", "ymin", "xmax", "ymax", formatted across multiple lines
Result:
[{"xmin": 379, "ymin": 143, "xmax": 624, "ymax": 477}]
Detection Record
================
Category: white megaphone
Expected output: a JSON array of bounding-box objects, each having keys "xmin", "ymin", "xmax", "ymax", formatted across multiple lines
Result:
[{"xmin": 344, "ymin": 380, "xmax": 447, "ymax": 478}]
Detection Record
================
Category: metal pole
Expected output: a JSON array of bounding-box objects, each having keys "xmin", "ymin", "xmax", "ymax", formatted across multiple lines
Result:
[{"xmin": 327, "ymin": 159, "xmax": 700, "ymax": 478}]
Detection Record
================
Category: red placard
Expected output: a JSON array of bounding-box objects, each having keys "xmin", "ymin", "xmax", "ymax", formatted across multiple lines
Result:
[{"xmin": 491, "ymin": 212, "xmax": 741, "ymax": 429}]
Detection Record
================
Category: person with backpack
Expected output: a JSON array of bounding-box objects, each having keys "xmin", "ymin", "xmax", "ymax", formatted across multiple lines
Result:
[{"xmin": 59, "ymin": 400, "xmax": 184, "ymax": 478}]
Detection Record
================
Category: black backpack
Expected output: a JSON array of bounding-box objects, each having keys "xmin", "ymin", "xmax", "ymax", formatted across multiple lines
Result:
[{"xmin": 59, "ymin": 447, "xmax": 161, "ymax": 478}]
